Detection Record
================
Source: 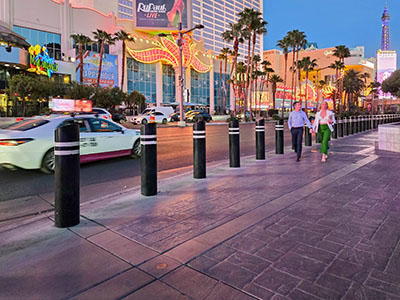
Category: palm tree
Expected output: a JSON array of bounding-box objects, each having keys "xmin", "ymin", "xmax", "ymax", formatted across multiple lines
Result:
[
  {"xmin": 115, "ymin": 30, "xmax": 134, "ymax": 91},
  {"xmin": 70, "ymin": 33, "xmax": 92, "ymax": 84},
  {"xmin": 236, "ymin": 62, "xmax": 247, "ymax": 114},
  {"xmin": 343, "ymin": 69, "xmax": 365, "ymax": 111},
  {"xmin": 359, "ymin": 72, "xmax": 370, "ymax": 109},
  {"xmin": 222, "ymin": 22, "xmax": 245, "ymax": 114},
  {"xmin": 299, "ymin": 56, "xmax": 318, "ymax": 112},
  {"xmin": 277, "ymin": 36, "xmax": 290, "ymax": 117},
  {"xmin": 368, "ymin": 81, "xmax": 381, "ymax": 114},
  {"xmin": 329, "ymin": 60, "xmax": 345, "ymax": 113},
  {"xmin": 220, "ymin": 47, "xmax": 231, "ymax": 113},
  {"xmin": 333, "ymin": 45, "xmax": 351, "ymax": 64},
  {"xmin": 92, "ymin": 29, "xmax": 116, "ymax": 88},
  {"xmin": 269, "ymin": 74, "xmax": 283, "ymax": 109}
]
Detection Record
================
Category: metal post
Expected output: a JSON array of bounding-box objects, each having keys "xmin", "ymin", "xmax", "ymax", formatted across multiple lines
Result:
[
  {"xmin": 332, "ymin": 120, "xmax": 338, "ymax": 139},
  {"xmin": 315, "ymin": 128, "xmax": 320, "ymax": 143},
  {"xmin": 349, "ymin": 117, "xmax": 353, "ymax": 135},
  {"xmin": 55, "ymin": 121, "xmax": 80, "ymax": 228},
  {"xmin": 360, "ymin": 116, "xmax": 364, "ymax": 132},
  {"xmin": 275, "ymin": 119, "xmax": 284, "ymax": 154},
  {"xmin": 193, "ymin": 121, "xmax": 206, "ymax": 178},
  {"xmin": 338, "ymin": 117, "xmax": 344, "ymax": 137},
  {"xmin": 373, "ymin": 115, "xmax": 377, "ymax": 129},
  {"xmin": 141, "ymin": 123, "xmax": 157, "ymax": 196},
  {"xmin": 255, "ymin": 119, "xmax": 265, "ymax": 160},
  {"xmin": 343, "ymin": 117, "xmax": 349, "ymax": 136},
  {"xmin": 178, "ymin": 22, "xmax": 185, "ymax": 127},
  {"xmin": 229, "ymin": 120, "xmax": 240, "ymax": 167},
  {"xmin": 305, "ymin": 125, "xmax": 312, "ymax": 146}
]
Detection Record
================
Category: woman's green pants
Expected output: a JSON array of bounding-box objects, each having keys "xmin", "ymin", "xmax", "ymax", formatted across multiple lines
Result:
[{"xmin": 318, "ymin": 124, "xmax": 331, "ymax": 154}]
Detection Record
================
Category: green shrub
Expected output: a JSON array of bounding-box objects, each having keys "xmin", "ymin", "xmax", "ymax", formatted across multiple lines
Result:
[
  {"xmin": 268, "ymin": 109, "xmax": 279, "ymax": 117},
  {"xmin": 272, "ymin": 114, "xmax": 282, "ymax": 120}
]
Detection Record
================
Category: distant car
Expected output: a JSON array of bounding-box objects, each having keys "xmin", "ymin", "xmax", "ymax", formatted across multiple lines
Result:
[
  {"xmin": 186, "ymin": 111, "xmax": 212, "ymax": 122},
  {"xmin": 0, "ymin": 115, "xmax": 141, "ymax": 173},
  {"xmin": 131, "ymin": 111, "xmax": 169, "ymax": 125},
  {"xmin": 76, "ymin": 107, "xmax": 112, "ymax": 120},
  {"xmin": 112, "ymin": 113, "xmax": 127, "ymax": 124},
  {"xmin": 168, "ymin": 112, "xmax": 180, "ymax": 122}
]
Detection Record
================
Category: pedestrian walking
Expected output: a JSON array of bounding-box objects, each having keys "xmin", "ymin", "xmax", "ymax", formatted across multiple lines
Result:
[
  {"xmin": 288, "ymin": 101, "xmax": 313, "ymax": 162},
  {"xmin": 312, "ymin": 101, "xmax": 336, "ymax": 162}
]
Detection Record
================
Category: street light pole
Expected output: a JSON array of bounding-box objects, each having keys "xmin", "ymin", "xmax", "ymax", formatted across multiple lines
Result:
[{"xmin": 178, "ymin": 22, "xmax": 185, "ymax": 127}]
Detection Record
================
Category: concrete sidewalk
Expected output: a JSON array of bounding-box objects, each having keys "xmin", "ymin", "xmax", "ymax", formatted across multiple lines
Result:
[{"xmin": 1, "ymin": 130, "xmax": 400, "ymax": 300}]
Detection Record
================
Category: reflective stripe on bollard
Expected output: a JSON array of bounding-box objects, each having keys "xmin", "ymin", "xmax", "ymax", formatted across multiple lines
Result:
[
  {"xmin": 141, "ymin": 123, "xmax": 157, "ymax": 196},
  {"xmin": 55, "ymin": 121, "xmax": 80, "ymax": 228},
  {"xmin": 256, "ymin": 119, "xmax": 265, "ymax": 160},
  {"xmin": 193, "ymin": 121, "xmax": 206, "ymax": 178},
  {"xmin": 229, "ymin": 120, "xmax": 240, "ymax": 167},
  {"xmin": 275, "ymin": 119, "xmax": 284, "ymax": 154}
]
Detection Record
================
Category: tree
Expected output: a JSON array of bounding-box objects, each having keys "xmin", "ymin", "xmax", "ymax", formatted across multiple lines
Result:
[
  {"xmin": 126, "ymin": 90, "xmax": 146, "ymax": 113},
  {"xmin": 65, "ymin": 81, "xmax": 95, "ymax": 100},
  {"xmin": 277, "ymin": 36, "xmax": 290, "ymax": 117},
  {"xmin": 236, "ymin": 62, "xmax": 247, "ymax": 113},
  {"xmin": 115, "ymin": 30, "xmax": 134, "ymax": 91},
  {"xmin": 222, "ymin": 22, "xmax": 245, "ymax": 114},
  {"xmin": 343, "ymin": 69, "xmax": 364, "ymax": 112},
  {"xmin": 8, "ymin": 74, "xmax": 41, "ymax": 116},
  {"xmin": 251, "ymin": 54, "xmax": 261, "ymax": 116},
  {"xmin": 92, "ymin": 29, "xmax": 116, "ymax": 88},
  {"xmin": 269, "ymin": 74, "xmax": 283, "ymax": 109},
  {"xmin": 92, "ymin": 87, "xmax": 126, "ymax": 111},
  {"xmin": 70, "ymin": 33, "xmax": 92, "ymax": 84},
  {"xmin": 333, "ymin": 45, "xmax": 351, "ymax": 64},
  {"xmin": 329, "ymin": 60, "xmax": 345, "ymax": 113},
  {"xmin": 382, "ymin": 69, "xmax": 400, "ymax": 97},
  {"xmin": 299, "ymin": 56, "xmax": 318, "ymax": 112},
  {"xmin": 368, "ymin": 81, "xmax": 381, "ymax": 114},
  {"xmin": 216, "ymin": 53, "xmax": 225, "ymax": 113},
  {"xmin": 220, "ymin": 47, "xmax": 232, "ymax": 113}
]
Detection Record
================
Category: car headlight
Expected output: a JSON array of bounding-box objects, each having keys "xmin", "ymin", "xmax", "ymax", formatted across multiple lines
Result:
[{"xmin": 0, "ymin": 138, "xmax": 34, "ymax": 146}]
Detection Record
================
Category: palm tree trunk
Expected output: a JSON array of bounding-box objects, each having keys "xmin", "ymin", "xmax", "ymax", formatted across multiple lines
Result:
[
  {"xmin": 97, "ymin": 41, "xmax": 105, "ymax": 88},
  {"xmin": 219, "ymin": 60, "xmax": 222, "ymax": 113},
  {"xmin": 79, "ymin": 44, "xmax": 84, "ymax": 84},
  {"xmin": 272, "ymin": 84, "xmax": 276, "ymax": 109},
  {"xmin": 305, "ymin": 71, "xmax": 308, "ymax": 113},
  {"xmin": 290, "ymin": 49, "xmax": 296, "ymax": 108},
  {"xmin": 224, "ymin": 57, "xmax": 228, "ymax": 113},
  {"xmin": 281, "ymin": 56, "xmax": 288, "ymax": 119},
  {"xmin": 121, "ymin": 41, "xmax": 126, "ymax": 90},
  {"xmin": 245, "ymin": 35, "xmax": 252, "ymax": 115}
]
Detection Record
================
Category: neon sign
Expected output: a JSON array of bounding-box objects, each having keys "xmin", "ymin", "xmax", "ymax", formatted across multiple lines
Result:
[
  {"xmin": 127, "ymin": 35, "xmax": 212, "ymax": 73},
  {"xmin": 27, "ymin": 45, "xmax": 58, "ymax": 77}
]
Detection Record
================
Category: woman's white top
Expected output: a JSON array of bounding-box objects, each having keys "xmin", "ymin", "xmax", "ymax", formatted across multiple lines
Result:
[{"xmin": 312, "ymin": 110, "xmax": 336, "ymax": 132}]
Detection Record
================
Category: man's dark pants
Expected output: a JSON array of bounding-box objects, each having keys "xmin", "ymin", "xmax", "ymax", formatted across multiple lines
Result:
[{"xmin": 291, "ymin": 127, "xmax": 303, "ymax": 159}]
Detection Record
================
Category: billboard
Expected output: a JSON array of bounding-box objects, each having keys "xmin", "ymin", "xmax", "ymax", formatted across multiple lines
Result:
[
  {"xmin": 377, "ymin": 50, "xmax": 397, "ymax": 99},
  {"xmin": 134, "ymin": 0, "xmax": 189, "ymax": 29},
  {"xmin": 50, "ymin": 99, "xmax": 92, "ymax": 112},
  {"xmin": 76, "ymin": 52, "xmax": 118, "ymax": 88}
]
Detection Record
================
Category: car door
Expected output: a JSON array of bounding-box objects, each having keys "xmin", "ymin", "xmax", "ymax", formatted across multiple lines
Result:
[
  {"xmin": 87, "ymin": 118, "xmax": 131, "ymax": 154},
  {"xmin": 76, "ymin": 118, "xmax": 101, "ymax": 156},
  {"xmin": 153, "ymin": 112, "xmax": 166, "ymax": 123}
]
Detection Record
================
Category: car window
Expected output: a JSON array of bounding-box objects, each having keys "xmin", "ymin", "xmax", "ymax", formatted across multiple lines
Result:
[
  {"xmin": 154, "ymin": 112, "xmax": 164, "ymax": 116},
  {"xmin": 76, "ymin": 119, "xmax": 90, "ymax": 132},
  {"xmin": 4, "ymin": 119, "xmax": 49, "ymax": 131},
  {"xmin": 92, "ymin": 109, "xmax": 106, "ymax": 115},
  {"xmin": 88, "ymin": 118, "xmax": 121, "ymax": 132}
]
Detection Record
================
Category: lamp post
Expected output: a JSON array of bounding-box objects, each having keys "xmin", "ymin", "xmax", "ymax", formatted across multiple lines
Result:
[{"xmin": 159, "ymin": 22, "xmax": 204, "ymax": 127}]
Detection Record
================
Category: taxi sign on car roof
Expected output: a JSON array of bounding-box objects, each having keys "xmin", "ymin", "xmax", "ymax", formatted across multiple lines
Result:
[{"xmin": 50, "ymin": 98, "xmax": 92, "ymax": 113}]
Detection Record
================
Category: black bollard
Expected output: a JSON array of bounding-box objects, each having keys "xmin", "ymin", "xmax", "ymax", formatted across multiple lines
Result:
[
  {"xmin": 360, "ymin": 116, "xmax": 365, "ymax": 132},
  {"xmin": 55, "ymin": 120, "xmax": 80, "ymax": 228},
  {"xmin": 229, "ymin": 120, "xmax": 240, "ymax": 167},
  {"xmin": 338, "ymin": 117, "xmax": 344, "ymax": 137},
  {"xmin": 332, "ymin": 120, "xmax": 338, "ymax": 139},
  {"xmin": 348, "ymin": 117, "xmax": 353, "ymax": 135},
  {"xmin": 305, "ymin": 125, "xmax": 312, "ymax": 146},
  {"xmin": 193, "ymin": 121, "xmax": 206, "ymax": 178},
  {"xmin": 373, "ymin": 115, "xmax": 377, "ymax": 129},
  {"xmin": 344, "ymin": 117, "xmax": 349, "ymax": 136},
  {"xmin": 355, "ymin": 116, "xmax": 360, "ymax": 133},
  {"xmin": 255, "ymin": 119, "xmax": 265, "ymax": 160},
  {"xmin": 275, "ymin": 119, "xmax": 284, "ymax": 154},
  {"xmin": 315, "ymin": 129, "xmax": 320, "ymax": 143},
  {"xmin": 141, "ymin": 123, "xmax": 157, "ymax": 196}
]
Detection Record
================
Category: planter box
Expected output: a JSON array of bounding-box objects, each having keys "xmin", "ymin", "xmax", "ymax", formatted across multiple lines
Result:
[{"xmin": 378, "ymin": 123, "xmax": 400, "ymax": 152}]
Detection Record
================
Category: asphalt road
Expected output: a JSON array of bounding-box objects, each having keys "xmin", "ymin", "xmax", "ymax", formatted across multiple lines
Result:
[{"xmin": 0, "ymin": 122, "xmax": 291, "ymax": 202}]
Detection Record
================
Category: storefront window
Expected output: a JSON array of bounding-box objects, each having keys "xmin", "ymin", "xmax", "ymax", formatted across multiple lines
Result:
[
  {"xmin": 214, "ymin": 72, "xmax": 230, "ymax": 111},
  {"xmin": 127, "ymin": 58, "xmax": 156, "ymax": 103},
  {"xmin": 162, "ymin": 65, "xmax": 176, "ymax": 104},
  {"xmin": 191, "ymin": 70, "xmax": 210, "ymax": 105},
  {"xmin": 13, "ymin": 26, "xmax": 61, "ymax": 60}
]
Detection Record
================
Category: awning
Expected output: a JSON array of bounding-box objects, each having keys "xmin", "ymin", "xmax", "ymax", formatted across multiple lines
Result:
[{"xmin": 0, "ymin": 24, "xmax": 30, "ymax": 50}]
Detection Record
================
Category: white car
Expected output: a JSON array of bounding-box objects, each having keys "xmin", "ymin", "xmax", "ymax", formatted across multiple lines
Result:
[
  {"xmin": 131, "ymin": 111, "xmax": 169, "ymax": 125},
  {"xmin": 0, "ymin": 115, "xmax": 141, "ymax": 173}
]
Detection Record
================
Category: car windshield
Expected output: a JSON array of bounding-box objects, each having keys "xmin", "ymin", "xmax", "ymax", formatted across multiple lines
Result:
[{"xmin": 3, "ymin": 119, "xmax": 49, "ymax": 131}]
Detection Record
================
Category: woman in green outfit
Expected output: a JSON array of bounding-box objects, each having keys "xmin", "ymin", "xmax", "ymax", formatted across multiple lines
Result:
[{"xmin": 312, "ymin": 101, "xmax": 336, "ymax": 162}]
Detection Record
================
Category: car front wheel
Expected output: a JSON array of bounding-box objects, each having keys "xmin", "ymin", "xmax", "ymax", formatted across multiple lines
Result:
[
  {"xmin": 162, "ymin": 118, "xmax": 167, "ymax": 124},
  {"xmin": 142, "ymin": 119, "xmax": 148, "ymax": 124},
  {"xmin": 131, "ymin": 139, "xmax": 141, "ymax": 158},
  {"xmin": 40, "ymin": 149, "xmax": 55, "ymax": 174}
]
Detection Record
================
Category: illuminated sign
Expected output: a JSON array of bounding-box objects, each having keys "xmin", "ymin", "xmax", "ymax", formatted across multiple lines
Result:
[
  {"xmin": 50, "ymin": 99, "xmax": 92, "ymax": 112},
  {"xmin": 127, "ymin": 35, "xmax": 212, "ymax": 73},
  {"xmin": 27, "ymin": 45, "xmax": 58, "ymax": 77},
  {"xmin": 76, "ymin": 52, "xmax": 118, "ymax": 87},
  {"xmin": 134, "ymin": 0, "xmax": 188, "ymax": 29}
]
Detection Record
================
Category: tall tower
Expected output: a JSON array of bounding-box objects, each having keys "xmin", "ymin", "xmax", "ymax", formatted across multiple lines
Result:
[{"xmin": 381, "ymin": 1, "xmax": 390, "ymax": 51}]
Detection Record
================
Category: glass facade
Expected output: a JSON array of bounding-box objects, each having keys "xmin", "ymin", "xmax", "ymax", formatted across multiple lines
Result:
[
  {"xmin": 191, "ymin": 70, "xmax": 210, "ymax": 105},
  {"xmin": 118, "ymin": 0, "xmax": 133, "ymax": 19},
  {"xmin": 214, "ymin": 72, "xmax": 230, "ymax": 111},
  {"xmin": 13, "ymin": 25, "xmax": 61, "ymax": 60},
  {"xmin": 162, "ymin": 65, "xmax": 176, "ymax": 104},
  {"xmin": 127, "ymin": 58, "xmax": 156, "ymax": 103}
]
